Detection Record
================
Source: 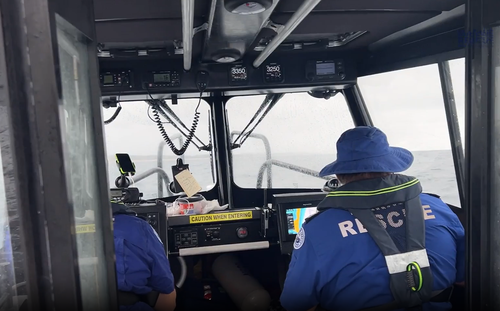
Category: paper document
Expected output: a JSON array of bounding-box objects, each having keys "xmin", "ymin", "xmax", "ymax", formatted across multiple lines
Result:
[{"xmin": 174, "ymin": 169, "xmax": 202, "ymax": 197}]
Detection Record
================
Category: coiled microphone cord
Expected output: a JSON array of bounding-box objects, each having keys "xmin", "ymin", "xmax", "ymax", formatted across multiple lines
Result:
[{"xmin": 150, "ymin": 97, "xmax": 201, "ymax": 156}]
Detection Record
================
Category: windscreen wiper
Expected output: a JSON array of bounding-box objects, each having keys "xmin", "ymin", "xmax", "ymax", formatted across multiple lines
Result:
[{"xmin": 232, "ymin": 93, "xmax": 283, "ymax": 149}]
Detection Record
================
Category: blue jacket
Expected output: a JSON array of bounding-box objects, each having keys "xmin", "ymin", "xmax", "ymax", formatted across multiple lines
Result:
[
  {"xmin": 280, "ymin": 193, "xmax": 465, "ymax": 311},
  {"xmin": 114, "ymin": 214, "xmax": 175, "ymax": 311}
]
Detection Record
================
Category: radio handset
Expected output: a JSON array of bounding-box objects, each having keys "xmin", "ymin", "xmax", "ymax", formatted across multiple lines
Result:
[{"xmin": 171, "ymin": 158, "xmax": 190, "ymax": 193}]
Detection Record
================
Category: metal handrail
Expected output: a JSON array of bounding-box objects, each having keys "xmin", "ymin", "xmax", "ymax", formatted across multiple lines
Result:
[
  {"xmin": 134, "ymin": 167, "xmax": 173, "ymax": 197},
  {"xmin": 256, "ymin": 159, "xmax": 330, "ymax": 188},
  {"xmin": 230, "ymin": 131, "xmax": 273, "ymax": 188},
  {"xmin": 157, "ymin": 135, "xmax": 184, "ymax": 197}
]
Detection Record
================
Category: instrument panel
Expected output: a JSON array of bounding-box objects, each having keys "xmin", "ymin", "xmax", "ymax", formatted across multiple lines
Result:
[
  {"xmin": 166, "ymin": 208, "xmax": 269, "ymax": 256},
  {"xmin": 98, "ymin": 53, "xmax": 356, "ymax": 96},
  {"xmin": 264, "ymin": 63, "xmax": 284, "ymax": 83},
  {"xmin": 229, "ymin": 65, "xmax": 248, "ymax": 85}
]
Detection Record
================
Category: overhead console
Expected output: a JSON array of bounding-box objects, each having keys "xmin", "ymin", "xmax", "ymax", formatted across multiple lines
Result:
[{"xmin": 98, "ymin": 52, "xmax": 357, "ymax": 97}]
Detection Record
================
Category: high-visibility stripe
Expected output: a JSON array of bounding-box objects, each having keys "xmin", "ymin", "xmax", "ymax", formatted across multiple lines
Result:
[
  {"xmin": 384, "ymin": 249, "xmax": 430, "ymax": 274},
  {"xmin": 326, "ymin": 179, "xmax": 419, "ymax": 197}
]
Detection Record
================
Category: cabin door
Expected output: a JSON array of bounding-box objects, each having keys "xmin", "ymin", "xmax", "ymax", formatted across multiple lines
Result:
[
  {"xmin": 49, "ymin": 3, "xmax": 119, "ymax": 311},
  {"xmin": 465, "ymin": 0, "xmax": 500, "ymax": 309},
  {"xmin": 0, "ymin": 0, "xmax": 117, "ymax": 310}
]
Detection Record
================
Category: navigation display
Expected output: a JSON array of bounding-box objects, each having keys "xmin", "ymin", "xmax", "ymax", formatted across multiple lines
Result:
[
  {"xmin": 316, "ymin": 61, "xmax": 336, "ymax": 75},
  {"xmin": 286, "ymin": 207, "xmax": 318, "ymax": 235}
]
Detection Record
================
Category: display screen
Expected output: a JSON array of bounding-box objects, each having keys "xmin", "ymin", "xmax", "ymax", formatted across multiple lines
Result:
[
  {"xmin": 154, "ymin": 73, "xmax": 171, "ymax": 83},
  {"xmin": 230, "ymin": 65, "xmax": 248, "ymax": 82},
  {"xmin": 286, "ymin": 207, "xmax": 318, "ymax": 235},
  {"xmin": 316, "ymin": 62, "xmax": 336, "ymax": 75},
  {"xmin": 264, "ymin": 63, "xmax": 283, "ymax": 83},
  {"xmin": 103, "ymin": 74, "xmax": 114, "ymax": 84}
]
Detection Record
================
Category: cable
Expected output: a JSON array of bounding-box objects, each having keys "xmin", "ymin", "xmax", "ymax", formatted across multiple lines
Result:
[
  {"xmin": 104, "ymin": 104, "xmax": 122, "ymax": 125},
  {"xmin": 149, "ymin": 92, "xmax": 202, "ymax": 156},
  {"xmin": 208, "ymin": 113, "xmax": 215, "ymax": 182},
  {"xmin": 176, "ymin": 256, "xmax": 187, "ymax": 288},
  {"xmin": 147, "ymin": 105, "xmax": 170, "ymax": 124},
  {"xmin": 152, "ymin": 101, "xmax": 202, "ymax": 149},
  {"xmin": 159, "ymin": 100, "xmax": 205, "ymax": 146}
]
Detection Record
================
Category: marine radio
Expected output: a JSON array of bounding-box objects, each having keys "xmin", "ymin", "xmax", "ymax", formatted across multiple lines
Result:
[
  {"xmin": 99, "ymin": 69, "xmax": 133, "ymax": 90},
  {"xmin": 142, "ymin": 70, "xmax": 181, "ymax": 89}
]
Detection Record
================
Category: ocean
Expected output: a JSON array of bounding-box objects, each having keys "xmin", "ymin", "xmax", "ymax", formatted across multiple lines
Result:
[{"xmin": 107, "ymin": 149, "xmax": 462, "ymax": 207}]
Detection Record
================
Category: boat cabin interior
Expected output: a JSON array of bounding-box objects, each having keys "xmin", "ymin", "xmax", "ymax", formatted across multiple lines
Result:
[{"xmin": 0, "ymin": 0, "xmax": 499, "ymax": 310}]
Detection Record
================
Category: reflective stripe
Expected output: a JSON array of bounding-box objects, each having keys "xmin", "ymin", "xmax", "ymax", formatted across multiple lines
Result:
[
  {"xmin": 327, "ymin": 179, "xmax": 419, "ymax": 197},
  {"xmin": 384, "ymin": 249, "xmax": 430, "ymax": 274}
]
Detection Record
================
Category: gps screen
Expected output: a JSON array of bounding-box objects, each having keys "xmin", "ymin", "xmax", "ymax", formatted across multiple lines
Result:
[{"xmin": 286, "ymin": 207, "xmax": 318, "ymax": 235}]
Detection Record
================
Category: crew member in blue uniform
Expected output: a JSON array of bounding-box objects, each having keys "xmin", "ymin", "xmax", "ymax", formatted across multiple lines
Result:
[
  {"xmin": 280, "ymin": 126, "xmax": 465, "ymax": 311},
  {"xmin": 112, "ymin": 201, "xmax": 177, "ymax": 311}
]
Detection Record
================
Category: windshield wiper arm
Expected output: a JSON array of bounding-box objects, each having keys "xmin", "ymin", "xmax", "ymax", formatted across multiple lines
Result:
[{"xmin": 232, "ymin": 93, "xmax": 283, "ymax": 149}]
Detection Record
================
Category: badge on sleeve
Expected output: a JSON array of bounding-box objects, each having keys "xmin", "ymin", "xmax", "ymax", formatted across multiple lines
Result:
[{"xmin": 294, "ymin": 227, "xmax": 305, "ymax": 250}]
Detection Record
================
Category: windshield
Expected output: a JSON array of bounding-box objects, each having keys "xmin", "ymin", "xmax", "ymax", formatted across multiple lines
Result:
[
  {"xmin": 357, "ymin": 61, "xmax": 465, "ymax": 206},
  {"xmin": 102, "ymin": 98, "xmax": 215, "ymax": 199},
  {"xmin": 226, "ymin": 92, "xmax": 355, "ymax": 189}
]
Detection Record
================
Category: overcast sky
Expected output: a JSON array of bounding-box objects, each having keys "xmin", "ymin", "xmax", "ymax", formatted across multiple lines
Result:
[{"xmin": 102, "ymin": 58, "xmax": 466, "ymax": 158}]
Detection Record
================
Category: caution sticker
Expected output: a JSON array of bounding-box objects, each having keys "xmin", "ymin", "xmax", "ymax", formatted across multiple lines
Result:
[
  {"xmin": 76, "ymin": 224, "xmax": 96, "ymax": 234},
  {"xmin": 189, "ymin": 211, "xmax": 253, "ymax": 224}
]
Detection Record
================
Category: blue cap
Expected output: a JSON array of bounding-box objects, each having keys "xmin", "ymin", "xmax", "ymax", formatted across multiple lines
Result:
[{"xmin": 319, "ymin": 126, "xmax": 414, "ymax": 177}]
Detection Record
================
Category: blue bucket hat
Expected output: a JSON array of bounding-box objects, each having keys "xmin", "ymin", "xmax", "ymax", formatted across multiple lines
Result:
[{"xmin": 319, "ymin": 126, "xmax": 414, "ymax": 177}]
